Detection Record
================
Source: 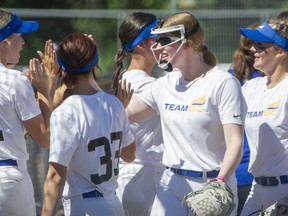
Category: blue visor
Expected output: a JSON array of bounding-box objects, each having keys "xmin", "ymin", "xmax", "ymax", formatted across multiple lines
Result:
[
  {"xmin": 123, "ymin": 18, "xmax": 158, "ymax": 52},
  {"xmin": 57, "ymin": 51, "xmax": 99, "ymax": 74},
  {"xmin": 0, "ymin": 13, "xmax": 39, "ymax": 41},
  {"xmin": 240, "ymin": 22, "xmax": 288, "ymax": 51}
]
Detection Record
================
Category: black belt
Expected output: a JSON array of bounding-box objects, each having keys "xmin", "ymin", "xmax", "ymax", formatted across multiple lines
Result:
[
  {"xmin": 82, "ymin": 189, "xmax": 103, "ymax": 199},
  {"xmin": 0, "ymin": 159, "xmax": 18, "ymax": 166},
  {"xmin": 166, "ymin": 167, "xmax": 219, "ymax": 178},
  {"xmin": 255, "ymin": 175, "xmax": 288, "ymax": 186}
]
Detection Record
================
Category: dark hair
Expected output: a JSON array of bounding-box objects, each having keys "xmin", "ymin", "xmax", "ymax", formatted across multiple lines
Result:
[
  {"xmin": 57, "ymin": 33, "xmax": 98, "ymax": 87},
  {"xmin": 277, "ymin": 11, "xmax": 288, "ymax": 20},
  {"xmin": 111, "ymin": 12, "xmax": 156, "ymax": 94}
]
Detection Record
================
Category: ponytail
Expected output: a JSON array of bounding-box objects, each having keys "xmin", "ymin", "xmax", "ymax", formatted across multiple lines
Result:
[
  {"xmin": 232, "ymin": 47, "xmax": 255, "ymax": 83},
  {"xmin": 202, "ymin": 45, "xmax": 217, "ymax": 66},
  {"xmin": 111, "ymin": 47, "xmax": 126, "ymax": 95}
]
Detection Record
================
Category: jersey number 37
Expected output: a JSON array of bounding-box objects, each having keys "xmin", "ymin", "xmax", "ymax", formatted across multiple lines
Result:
[{"xmin": 88, "ymin": 131, "xmax": 122, "ymax": 185}]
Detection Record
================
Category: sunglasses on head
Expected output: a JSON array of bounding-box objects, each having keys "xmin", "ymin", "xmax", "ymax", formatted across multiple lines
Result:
[{"xmin": 156, "ymin": 36, "xmax": 182, "ymax": 46}]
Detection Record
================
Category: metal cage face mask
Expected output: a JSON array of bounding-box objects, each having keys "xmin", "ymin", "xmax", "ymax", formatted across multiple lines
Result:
[{"xmin": 150, "ymin": 24, "xmax": 187, "ymax": 71}]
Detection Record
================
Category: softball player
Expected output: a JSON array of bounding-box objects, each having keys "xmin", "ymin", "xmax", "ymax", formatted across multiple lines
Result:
[
  {"xmin": 125, "ymin": 12, "xmax": 246, "ymax": 216},
  {"xmin": 41, "ymin": 33, "xmax": 136, "ymax": 216},
  {"xmin": 111, "ymin": 12, "xmax": 165, "ymax": 216},
  {"xmin": 229, "ymin": 22, "xmax": 262, "ymax": 215},
  {"xmin": 0, "ymin": 10, "xmax": 52, "ymax": 216},
  {"xmin": 240, "ymin": 19, "xmax": 288, "ymax": 215}
]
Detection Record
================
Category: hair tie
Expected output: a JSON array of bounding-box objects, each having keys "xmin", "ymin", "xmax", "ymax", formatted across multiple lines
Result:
[
  {"xmin": 185, "ymin": 21, "xmax": 200, "ymax": 38},
  {"xmin": 216, "ymin": 176, "xmax": 227, "ymax": 183},
  {"xmin": 202, "ymin": 45, "xmax": 208, "ymax": 52}
]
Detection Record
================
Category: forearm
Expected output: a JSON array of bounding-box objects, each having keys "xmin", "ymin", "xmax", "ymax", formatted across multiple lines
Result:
[
  {"xmin": 37, "ymin": 90, "xmax": 52, "ymax": 129},
  {"xmin": 218, "ymin": 143, "xmax": 243, "ymax": 180},
  {"xmin": 42, "ymin": 163, "xmax": 66, "ymax": 216},
  {"xmin": 120, "ymin": 141, "xmax": 136, "ymax": 163},
  {"xmin": 52, "ymin": 84, "xmax": 67, "ymax": 109},
  {"xmin": 126, "ymin": 96, "xmax": 155, "ymax": 123},
  {"xmin": 41, "ymin": 180, "xmax": 63, "ymax": 216},
  {"xmin": 218, "ymin": 124, "xmax": 244, "ymax": 181},
  {"xmin": 24, "ymin": 90, "xmax": 51, "ymax": 148},
  {"xmin": 49, "ymin": 76, "xmax": 58, "ymax": 103}
]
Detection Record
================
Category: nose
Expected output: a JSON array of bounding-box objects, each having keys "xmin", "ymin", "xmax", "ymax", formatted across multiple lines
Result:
[
  {"xmin": 150, "ymin": 41, "xmax": 163, "ymax": 51},
  {"xmin": 154, "ymin": 41, "xmax": 165, "ymax": 50},
  {"xmin": 250, "ymin": 44, "xmax": 256, "ymax": 52}
]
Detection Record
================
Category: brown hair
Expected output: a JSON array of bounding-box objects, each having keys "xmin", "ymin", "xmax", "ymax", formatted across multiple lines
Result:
[
  {"xmin": 57, "ymin": 33, "xmax": 98, "ymax": 87},
  {"xmin": 277, "ymin": 11, "xmax": 288, "ymax": 20},
  {"xmin": 111, "ymin": 12, "xmax": 156, "ymax": 94},
  {"xmin": 232, "ymin": 22, "xmax": 263, "ymax": 83},
  {"xmin": 268, "ymin": 19, "xmax": 288, "ymax": 40},
  {"xmin": 159, "ymin": 12, "xmax": 217, "ymax": 66}
]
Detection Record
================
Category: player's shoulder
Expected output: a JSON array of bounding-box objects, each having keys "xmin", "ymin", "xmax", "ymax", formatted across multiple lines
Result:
[
  {"xmin": 243, "ymin": 76, "xmax": 267, "ymax": 89},
  {"xmin": 94, "ymin": 91, "xmax": 125, "ymax": 112},
  {"xmin": 122, "ymin": 69, "xmax": 152, "ymax": 80},
  {"xmin": 122, "ymin": 69, "xmax": 156, "ymax": 93},
  {"xmin": 210, "ymin": 66, "xmax": 234, "ymax": 79},
  {"xmin": 0, "ymin": 66, "xmax": 25, "ymax": 82},
  {"xmin": 155, "ymin": 70, "xmax": 179, "ymax": 85},
  {"xmin": 99, "ymin": 90, "xmax": 122, "ymax": 102},
  {"xmin": 0, "ymin": 67, "xmax": 32, "ymax": 95},
  {"xmin": 202, "ymin": 66, "xmax": 237, "ymax": 87}
]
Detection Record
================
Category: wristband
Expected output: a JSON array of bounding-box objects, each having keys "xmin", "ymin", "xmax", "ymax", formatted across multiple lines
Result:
[{"xmin": 216, "ymin": 176, "xmax": 227, "ymax": 183}]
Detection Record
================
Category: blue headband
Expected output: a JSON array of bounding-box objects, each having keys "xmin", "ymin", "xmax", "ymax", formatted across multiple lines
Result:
[
  {"xmin": 0, "ymin": 13, "xmax": 39, "ymax": 42},
  {"xmin": 123, "ymin": 18, "xmax": 158, "ymax": 53},
  {"xmin": 240, "ymin": 22, "xmax": 288, "ymax": 51},
  {"xmin": 57, "ymin": 52, "xmax": 99, "ymax": 74}
]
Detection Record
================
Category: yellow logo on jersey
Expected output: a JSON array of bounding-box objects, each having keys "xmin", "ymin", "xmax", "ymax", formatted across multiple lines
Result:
[
  {"xmin": 264, "ymin": 101, "xmax": 280, "ymax": 116},
  {"xmin": 189, "ymin": 96, "xmax": 206, "ymax": 112}
]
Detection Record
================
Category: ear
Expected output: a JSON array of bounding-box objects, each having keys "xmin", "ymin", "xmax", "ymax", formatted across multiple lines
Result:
[
  {"xmin": 137, "ymin": 43, "xmax": 145, "ymax": 49},
  {"xmin": 184, "ymin": 39, "xmax": 192, "ymax": 50},
  {"xmin": 135, "ymin": 42, "xmax": 147, "ymax": 53},
  {"xmin": 1, "ymin": 40, "xmax": 10, "ymax": 47},
  {"xmin": 275, "ymin": 48, "xmax": 287, "ymax": 58}
]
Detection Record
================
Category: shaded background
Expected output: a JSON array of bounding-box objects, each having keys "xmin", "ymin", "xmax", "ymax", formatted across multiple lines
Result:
[{"xmin": 1, "ymin": 0, "xmax": 287, "ymax": 215}]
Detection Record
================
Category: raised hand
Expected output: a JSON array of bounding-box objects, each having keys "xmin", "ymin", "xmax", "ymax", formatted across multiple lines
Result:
[
  {"xmin": 29, "ymin": 58, "xmax": 50, "ymax": 94},
  {"xmin": 37, "ymin": 39, "xmax": 60, "ymax": 78},
  {"xmin": 37, "ymin": 40, "xmax": 61, "ymax": 102},
  {"xmin": 117, "ymin": 79, "xmax": 133, "ymax": 108}
]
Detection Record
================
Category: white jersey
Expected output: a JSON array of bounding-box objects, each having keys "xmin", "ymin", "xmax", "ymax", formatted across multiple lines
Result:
[
  {"xmin": 139, "ymin": 67, "xmax": 246, "ymax": 171},
  {"xmin": 49, "ymin": 91, "xmax": 134, "ymax": 197},
  {"xmin": 242, "ymin": 76, "xmax": 288, "ymax": 177},
  {"xmin": 0, "ymin": 63, "xmax": 40, "ymax": 161},
  {"xmin": 121, "ymin": 69, "xmax": 163, "ymax": 166}
]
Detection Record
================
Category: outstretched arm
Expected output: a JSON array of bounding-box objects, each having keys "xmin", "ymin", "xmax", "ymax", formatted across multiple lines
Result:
[
  {"xmin": 117, "ymin": 78, "xmax": 155, "ymax": 122},
  {"xmin": 126, "ymin": 96, "xmax": 155, "ymax": 123},
  {"xmin": 37, "ymin": 39, "xmax": 60, "ymax": 102},
  {"xmin": 24, "ymin": 58, "xmax": 52, "ymax": 148}
]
